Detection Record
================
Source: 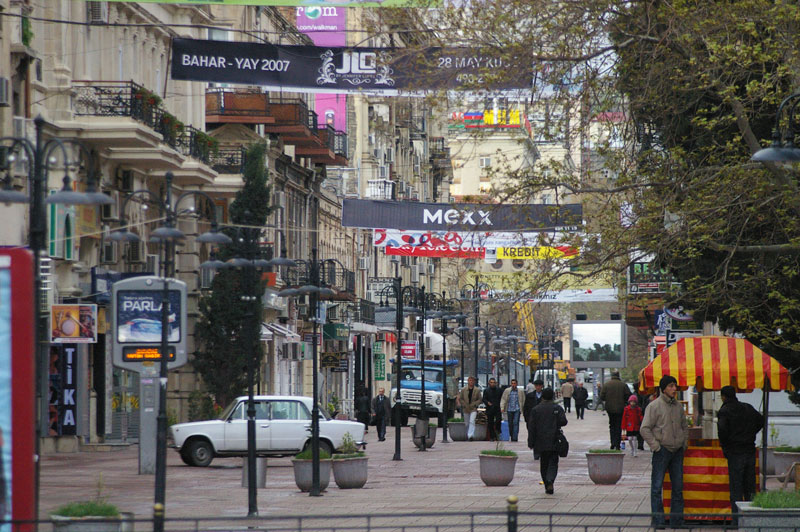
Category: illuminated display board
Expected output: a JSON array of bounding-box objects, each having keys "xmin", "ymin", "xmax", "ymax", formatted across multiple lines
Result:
[{"xmin": 122, "ymin": 346, "xmax": 176, "ymax": 362}]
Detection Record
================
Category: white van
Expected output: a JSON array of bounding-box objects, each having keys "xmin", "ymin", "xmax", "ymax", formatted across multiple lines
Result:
[{"xmin": 532, "ymin": 369, "xmax": 561, "ymax": 392}]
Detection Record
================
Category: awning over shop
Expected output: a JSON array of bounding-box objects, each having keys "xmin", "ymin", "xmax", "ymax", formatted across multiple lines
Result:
[
  {"xmin": 261, "ymin": 322, "xmax": 300, "ymax": 343},
  {"xmin": 638, "ymin": 336, "xmax": 793, "ymax": 393}
]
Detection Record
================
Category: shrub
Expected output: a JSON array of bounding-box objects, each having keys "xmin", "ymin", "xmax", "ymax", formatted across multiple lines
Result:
[
  {"xmin": 448, "ymin": 417, "xmax": 464, "ymax": 423},
  {"xmin": 52, "ymin": 501, "xmax": 119, "ymax": 518},
  {"xmin": 587, "ymin": 448, "xmax": 623, "ymax": 454},
  {"xmin": 295, "ymin": 447, "xmax": 331, "ymax": 460},
  {"xmin": 333, "ymin": 451, "xmax": 366, "ymax": 460},
  {"xmin": 774, "ymin": 445, "xmax": 800, "ymax": 453},
  {"xmin": 480, "ymin": 449, "xmax": 517, "ymax": 457},
  {"xmin": 337, "ymin": 432, "xmax": 359, "ymax": 454},
  {"xmin": 752, "ymin": 490, "xmax": 800, "ymax": 508},
  {"xmin": 187, "ymin": 391, "xmax": 217, "ymax": 421}
]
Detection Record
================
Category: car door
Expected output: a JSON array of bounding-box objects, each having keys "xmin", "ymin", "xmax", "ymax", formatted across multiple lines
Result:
[
  {"xmin": 223, "ymin": 400, "xmax": 272, "ymax": 451},
  {"xmin": 223, "ymin": 401, "xmax": 247, "ymax": 451},
  {"xmin": 268, "ymin": 399, "xmax": 311, "ymax": 452}
]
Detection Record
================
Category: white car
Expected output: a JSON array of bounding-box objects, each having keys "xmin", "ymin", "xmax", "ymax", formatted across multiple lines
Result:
[{"xmin": 169, "ymin": 395, "xmax": 366, "ymax": 467}]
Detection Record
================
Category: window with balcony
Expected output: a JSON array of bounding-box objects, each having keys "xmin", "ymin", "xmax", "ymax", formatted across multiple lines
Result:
[{"xmin": 367, "ymin": 179, "xmax": 394, "ymax": 200}]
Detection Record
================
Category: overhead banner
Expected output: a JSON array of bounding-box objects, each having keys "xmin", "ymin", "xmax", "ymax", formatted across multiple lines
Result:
[
  {"xmin": 171, "ymin": 38, "xmax": 532, "ymax": 94},
  {"xmin": 104, "ymin": 0, "xmax": 438, "ymax": 5},
  {"xmin": 345, "ymin": 200, "xmax": 582, "ymax": 232}
]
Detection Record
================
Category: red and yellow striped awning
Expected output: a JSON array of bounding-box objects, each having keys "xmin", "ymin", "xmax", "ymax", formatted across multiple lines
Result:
[{"xmin": 638, "ymin": 336, "xmax": 793, "ymax": 393}]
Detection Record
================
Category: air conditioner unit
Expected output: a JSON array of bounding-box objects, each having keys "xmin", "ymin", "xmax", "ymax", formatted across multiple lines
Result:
[
  {"xmin": 425, "ymin": 336, "xmax": 432, "ymax": 351},
  {"xmin": 427, "ymin": 263, "xmax": 435, "ymax": 275},
  {"xmin": 377, "ymin": 332, "xmax": 386, "ymax": 342},
  {"xmin": 87, "ymin": 1, "xmax": 109, "ymax": 24},
  {"xmin": 127, "ymin": 241, "xmax": 145, "ymax": 263},
  {"xmin": 417, "ymin": 263, "xmax": 426, "ymax": 277},
  {"xmin": 274, "ymin": 190, "xmax": 286, "ymax": 210},
  {"xmin": 146, "ymin": 254, "xmax": 160, "ymax": 275},
  {"xmin": 410, "ymin": 265, "xmax": 420, "ymax": 284},
  {"xmin": 100, "ymin": 231, "xmax": 117, "ymax": 264},
  {"xmin": 0, "ymin": 77, "xmax": 9, "ymax": 107},
  {"xmin": 358, "ymin": 256, "xmax": 370, "ymax": 270},
  {"xmin": 12, "ymin": 116, "xmax": 27, "ymax": 139}
]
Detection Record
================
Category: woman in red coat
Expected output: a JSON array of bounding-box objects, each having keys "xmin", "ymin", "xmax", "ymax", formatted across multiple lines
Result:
[{"xmin": 621, "ymin": 395, "xmax": 644, "ymax": 457}]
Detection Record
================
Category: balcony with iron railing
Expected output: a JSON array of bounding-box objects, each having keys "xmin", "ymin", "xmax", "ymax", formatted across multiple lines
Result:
[
  {"xmin": 73, "ymin": 80, "xmax": 216, "ymax": 165},
  {"xmin": 263, "ymin": 98, "xmax": 319, "ymax": 140},
  {"xmin": 209, "ymin": 147, "xmax": 247, "ymax": 174},
  {"xmin": 298, "ymin": 125, "xmax": 349, "ymax": 165},
  {"xmin": 205, "ymin": 89, "xmax": 275, "ymax": 124},
  {"xmin": 285, "ymin": 262, "xmax": 356, "ymax": 298}
]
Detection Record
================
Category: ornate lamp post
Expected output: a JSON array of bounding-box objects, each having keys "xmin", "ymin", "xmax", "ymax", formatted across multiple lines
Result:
[
  {"xmin": 278, "ymin": 249, "xmax": 336, "ymax": 496},
  {"xmin": 428, "ymin": 301, "xmax": 465, "ymax": 443},
  {"xmin": 109, "ymin": 171, "xmax": 229, "ymax": 530},
  {"xmin": 1, "ymin": 116, "xmax": 113, "ymax": 517},
  {"xmin": 459, "ymin": 276, "xmax": 489, "ymax": 385}
]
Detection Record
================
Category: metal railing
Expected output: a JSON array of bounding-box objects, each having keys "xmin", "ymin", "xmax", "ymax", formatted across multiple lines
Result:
[
  {"xmin": 8, "ymin": 509, "xmax": 797, "ymax": 532},
  {"xmin": 205, "ymin": 88, "xmax": 272, "ymax": 117},
  {"xmin": 209, "ymin": 147, "xmax": 247, "ymax": 174},
  {"xmin": 269, "ymin": 98, "xmax": 318, "ymax": 130}
]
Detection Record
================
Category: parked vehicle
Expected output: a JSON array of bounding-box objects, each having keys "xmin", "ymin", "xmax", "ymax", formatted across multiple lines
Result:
[{"xmin": 169, "ymin": 395, "xmax": 366, "ymax": 467}]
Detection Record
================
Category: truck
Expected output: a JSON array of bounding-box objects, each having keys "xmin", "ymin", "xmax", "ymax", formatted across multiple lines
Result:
[{"xmin": 389, "ymin": 359, "xmax": 459, "ymax": 425}]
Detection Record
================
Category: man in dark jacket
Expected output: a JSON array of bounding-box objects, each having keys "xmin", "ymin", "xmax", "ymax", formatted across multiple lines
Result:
[
  {"xmin": 483, "ymin": 378, "xmax": 503, "ymax": 441},
  {"xmin": 600, "ymin": 371, "xmax": 631, "ymax": 449},
  {"xmin": 718, "ymin": 386, "xmax": 764, "ymax": 523},
  {"xmin": 523, "ymin": 379, "xmax": 544, "ymax": 422},
  {"xmin": 371, "ymin": 388, "xmax": 392, "ymax": 441},
  {"xmin": 572, "ymin": 381, "xmax": 589, "ymax": 420},
  {"xmin": 527, "ymin": 388, "xmax": 567, "ymax": 494}
]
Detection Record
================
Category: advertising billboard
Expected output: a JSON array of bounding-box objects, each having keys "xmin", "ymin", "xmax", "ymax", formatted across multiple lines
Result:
[
  {"xmin": 50, "ymin": 304, "xmax": 98, "ymax": 343},
  {"xmin": 569, "ymin": 320, "xmax": 627, "ymax": 369}
]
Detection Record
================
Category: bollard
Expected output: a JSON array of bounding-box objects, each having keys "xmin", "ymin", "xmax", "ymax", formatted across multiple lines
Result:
[
  {"xmin": 241, "ymin": 456, "xmax": 268, "ymax": 488},
  {"xmin": 506, "ymin": 495, "xmax": 518, "ymax": 532}
]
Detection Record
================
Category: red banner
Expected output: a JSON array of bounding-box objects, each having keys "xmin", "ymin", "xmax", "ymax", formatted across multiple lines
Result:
[{"xmin": 401, "ymin": 341, "xmax": 417, "ymax": 359}]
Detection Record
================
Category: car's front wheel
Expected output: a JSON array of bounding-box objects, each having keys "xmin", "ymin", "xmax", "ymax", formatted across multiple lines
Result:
[
  {"xmin": 303, "ymin": 439, "xmax": 334, "ymax": 457},
  {"xmin": 186, "ymin": 439, "xmax": 214, "ymax": 467}
]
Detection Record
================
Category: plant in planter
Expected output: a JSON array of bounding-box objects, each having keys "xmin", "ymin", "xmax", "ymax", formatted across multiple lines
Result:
[
  {"xmin": 291, "ymin": 446, "xmax": 332, "ymax": 493},
  {"xmin": 586, "ymin": 448, "xmax": 624, "ymax": 485},
  {"xmin": 51, "ymin": 474, "xmax": 125, "ymax": 531},
  {"xmin": 737, "ymin": 490, "xmax": 800, "ymax": 532},
  {"xmin": 411, "ymin": 419, "xmax": 437, "ymax": 449},
  {"xmin": 448, "ymin": 417, "xmax": 467, "ymax": 441},
  {"xmin": 479, "ymin": 443, "xmax": 518, "ymax": 486},
  {"xmin": 773, "ymin": 445, "xmax": 800, "ymax": 482},
  {"xmin": 332, "ymin": 432, "xmax": 368, "ymax": 489}
]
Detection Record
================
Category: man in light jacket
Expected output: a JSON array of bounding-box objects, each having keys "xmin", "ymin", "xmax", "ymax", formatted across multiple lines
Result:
[
  {"xmin": 561, "ymin": 379, "xmax": 574, "ymax": 413},
  {"xmin": 500, "ymin": 379, "xmax": 525, "ymax": 442},
  {"xmin": 456, "ymin": 376, "xmax": 483, "ymax": 441},
  {"xmin": 640, "ymin": 375, "xmax": 688, "ymax": 529}
]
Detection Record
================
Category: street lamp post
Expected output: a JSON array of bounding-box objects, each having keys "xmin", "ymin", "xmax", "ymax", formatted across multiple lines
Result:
[
  {"xmin": 429, "ymin": 304, "xmax": 465, "ymax": 444},
  {"xmin": 1, "ymin": 117, "xmax": 114, "ymax": 518},
  {"xmin": 110, "ymin": 171, "xmax": 229, "ymax": 529},
  {"xmin": 459, "ymin": 276, "xmax": 489, "ymax": 385},
  {"xmin": 278, "ymin": 249, "xmax": 336, "ymax": 496}
]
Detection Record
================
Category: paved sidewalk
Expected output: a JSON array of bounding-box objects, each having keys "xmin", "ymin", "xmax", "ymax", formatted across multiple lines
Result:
[{"xmin": 40, "ymin": 406, "xmax": 661, "ymax": 521}]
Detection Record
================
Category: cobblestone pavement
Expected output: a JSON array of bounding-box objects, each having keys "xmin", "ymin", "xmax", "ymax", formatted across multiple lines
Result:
[{"xmin": 40, "ymin": 406, "xmax": 774, "ymax": 528}]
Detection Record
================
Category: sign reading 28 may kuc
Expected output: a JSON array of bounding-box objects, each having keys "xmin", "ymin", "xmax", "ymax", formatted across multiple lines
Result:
[{"xmin": 171, "ymin": 38, "xmax": 532, "ymax": 94}]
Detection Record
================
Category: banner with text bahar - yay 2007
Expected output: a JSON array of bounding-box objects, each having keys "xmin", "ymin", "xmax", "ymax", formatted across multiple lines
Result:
[
  {"xmin": 115, "ymin": 290, "xmax": 182, "ymax": 344},
  {"xmin": 170, "ymin": 38, "xmax": 532, "ymax": 95}
]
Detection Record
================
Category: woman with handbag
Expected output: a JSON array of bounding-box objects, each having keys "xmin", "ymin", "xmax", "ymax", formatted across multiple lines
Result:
[{"xmin": 526, "ymin": 388, "xmax": 568, "ymax": 494}]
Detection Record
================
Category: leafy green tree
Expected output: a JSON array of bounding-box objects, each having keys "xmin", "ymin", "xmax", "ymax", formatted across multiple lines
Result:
[{"xmin": 194, "ymin": 143, "xmax": 272, "ymax": 407}]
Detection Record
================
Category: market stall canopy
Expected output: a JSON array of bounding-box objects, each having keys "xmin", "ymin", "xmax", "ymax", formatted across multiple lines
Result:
[{"xmin": 638, "ymin": 336, "xmax": 793, "ymax": 393}]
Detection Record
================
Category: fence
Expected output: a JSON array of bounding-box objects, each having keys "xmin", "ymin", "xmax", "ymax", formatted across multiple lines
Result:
[{"xmin": 7, "ymin": 506, "xmax": 800, "ymax": 532}]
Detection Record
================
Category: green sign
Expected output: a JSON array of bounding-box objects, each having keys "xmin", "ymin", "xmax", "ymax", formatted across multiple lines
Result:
[
  {"xmin": 323, "ymin": 323, "xmax": 348, "ymax": 341},
  {"xmin": 374, "ymin": 352, "xmax": 385, "ymax": 381},
  {"xmin": 373, "ymin": 341, "xmax": 383, "ymax": 355},
  {"xmin": 101, "ymin": 0, "xmax": 439, "ymax": 7}
]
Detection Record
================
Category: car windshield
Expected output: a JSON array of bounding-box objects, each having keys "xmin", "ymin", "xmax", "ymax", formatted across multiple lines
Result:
[
  {"xmin": 402, "ymin": 368, "xmax": 442, "ymax": 384},
  {"xmin": 217, "ymin": 399, "xmax": 239, "ymax": 420}
]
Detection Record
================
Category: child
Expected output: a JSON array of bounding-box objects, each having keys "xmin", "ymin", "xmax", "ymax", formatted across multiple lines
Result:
[{"xmin": 621, "ymin": 395, "xmax": 644, "ymax": 457}]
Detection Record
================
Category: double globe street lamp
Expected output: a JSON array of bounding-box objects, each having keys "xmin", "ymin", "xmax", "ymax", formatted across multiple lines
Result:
[
  {"xmin": 109, "ymin": 170, "xmax": 230, "ymax": 531},
  {"xmin": 1, "ymin": 116, "xmax": 114, "ymax": 517},
  {"xmin": 428, "ymin": 300, "xmax": 466, "ymax": 443}
]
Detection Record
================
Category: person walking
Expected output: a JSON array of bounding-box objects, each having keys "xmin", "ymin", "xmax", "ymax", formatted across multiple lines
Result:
[
  {"xmin": 523, "ymin": 378, "xmax": 544, "ymax": 423},
  {"xmin": 456, "ymin": 376, "xmax": 483, "ymax": 441},
  {"xmin": 501, "ymin": 378, "xmax": 525, "ymax": 442},
  {"xmin": 355, "ymin": 389, "xmax": 371, "ymax": 433},
  {"xmin": 573, "ymin": 381, "xmax": 589, "ymax": 420},
  {"xmin": 527, "ymin": 388, "xmax": 567, "ymax": 494},
  {"xmin": 371, "ymin": 387, "xmax": 392, "ymax": 441},
  {"xmin": 621, "ymin": 395, "xmax": 644, "ymax": 457},
  {"xmin": 717, "ymin": 385, "xmax": 764, "ymax": 525},
  {"xmin": 525, "ymin": 377, "xmax": 535, "ymax": 394},
  {"xmin": 561, "ymin": 379, "xmax": 574, "ymax": 413},
  {"xmin": 483, "ymin": 378, "xmax": 503, "ymax": 441},
  {"xmin": 600, "ymin": 371, "xmax": 630, "ymax": 449},
  {"xmin": 640, "ymin": 375, "xmax": 688, "ymax": 529}
]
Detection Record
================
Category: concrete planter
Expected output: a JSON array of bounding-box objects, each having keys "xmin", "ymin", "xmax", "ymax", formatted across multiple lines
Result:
[
  {"xmin": 411, "ymin": 423, "xmax": 437, "ymax": 449},
  {"xmin": 773, "ymin": 452, "xmax": 800, "ymax": 482},
  {"xmin": 585, "ymin": 452, "xmax": 624, "ymax": 485},
  {"xmin": 737, "ymin": 501, "xmax": 800, "ymax": 532},
  {"xmin": 479, "ymin": 454, "xmax": 518, "ymax": 486},
  {"xmin": 291, "ymin": 458, "xmax": 332, "ymax": 492},
  {"xmin": 762, "ymin": 447, "xmax": 776, "ymax": 476},
  {"xmin": 473, "ymin": 423, "xmax": 487, "ymax": 441},
  {"xmin": 52, "ymin": 515, "xmax": 123, "ymax": 532},
  {"xmin": 332, "ymin": 456, "xmax": 368, "ymax": 489},
  {"xmin": 448, "ymin": 422, "xmax": 467, "ymax": 441}
]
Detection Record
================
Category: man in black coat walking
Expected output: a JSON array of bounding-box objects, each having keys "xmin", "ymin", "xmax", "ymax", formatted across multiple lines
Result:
[
  {"xmin": 371, "ymin": 387, "xmax": 392, "ymax": 441},
  {"xmin": 527, "ymin": 388, "xmax": 567, "ymax": 494},
  {"xmin": 718, "ymin": 386, "xmax": 764, "ymax": 525},
  {"xmin": 483, "ymin": 378, "xmax": 503, "ymax": 441},
  {"xmin": 572, "ymin": 381, "xmax": 589, "ymax": 420},
  {"xmin": 523, "ymin": 378, "xmax": 544, "ymax": 423}
]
